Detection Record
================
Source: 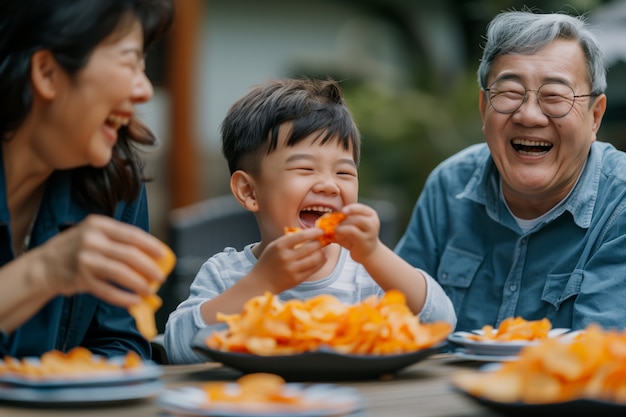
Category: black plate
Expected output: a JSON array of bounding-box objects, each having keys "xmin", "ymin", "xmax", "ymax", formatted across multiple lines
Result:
[
  {"xmin": 191, "ymin": 324, "xmax": 445, "ymax": 381},
  {"xmin": 456, "ymin": 389, "xmax": 626, "ymax": 417}
]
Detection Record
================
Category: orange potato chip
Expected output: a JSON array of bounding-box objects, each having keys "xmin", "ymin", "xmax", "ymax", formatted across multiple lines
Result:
[
  {"xmin": 315, "ymin": 211, "xmax": 347, "ymax": 246},
  {"xmin": 206, "ymin": 290, "xmax": 452, "ymax": 356},
  {"xmin": 129, "ymin": 293, "xmax": 163, "ymax": 341},
  {"xmin": 284, "ymin": 211, "xmax": 347, "ymax": 246},
  {"xmin": 129, "ymin": 240, "xmax": 176, "ymax": 340}
]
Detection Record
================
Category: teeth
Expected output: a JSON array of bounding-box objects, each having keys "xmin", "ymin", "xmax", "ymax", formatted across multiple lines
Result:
[
  {"xmin": 106, "ymin": 114, "xmax": 130, "ymax": 126},
  {"xmin": 301, "ymin": 206, "xmax": 334, "ymax": 213},
  {"xmin": 511, "ymin": 138, "xmax": 552, "ymax": 147}
]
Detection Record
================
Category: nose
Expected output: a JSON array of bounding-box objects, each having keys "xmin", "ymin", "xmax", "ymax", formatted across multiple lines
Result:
[
  {"xmin": 512, "ymin": 90, "xmax": 548, "ymax": 125},
  {"xmin": 312, "ymin": 173, "xmax": 341, "ymax": 195},
  {"xmin": 131, "ymin": 72, "xmax": 154, "ymax": 104}
]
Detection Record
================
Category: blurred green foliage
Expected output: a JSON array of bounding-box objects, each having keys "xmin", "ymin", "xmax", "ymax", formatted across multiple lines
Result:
[{"xmin": 342, "ymin": 71, "xmax": 483, "ymax": 231}]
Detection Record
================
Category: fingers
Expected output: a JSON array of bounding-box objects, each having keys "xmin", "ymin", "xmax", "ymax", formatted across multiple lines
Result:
[
  {"xmin": 85, "ymin": 274, "xmax": 142, "ymax": 307},
  {"xmin": 336, "ymin": 217, "xmax": 378, "ymax": 243},
  {"xmin": 76, "ymin": 246, "xmax": 156, "ymax": 296},
  {"xmin": 42, "ymin": 214, "xmax": 171, "ymax": 307},
  {"xmin": 81, "ymin": 215, "xmax": 168, "ymax": 285},
  {"xmin": 255, "ymin": 231, "xmax": 327, "ymax": 292}
]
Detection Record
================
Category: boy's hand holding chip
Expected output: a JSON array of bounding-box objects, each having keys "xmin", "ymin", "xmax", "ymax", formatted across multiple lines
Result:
[
  {"xmin": 252, "ymin": 227, "xmax": 327, "ymax": 294},
  {"xmin": 330, "ymin": 203, "xmax": 381, "ymax": 264}
]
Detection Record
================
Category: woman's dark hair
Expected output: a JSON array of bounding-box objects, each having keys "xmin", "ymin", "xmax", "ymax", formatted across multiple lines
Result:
[{"xmin": 0, "ymin": 0, "xmax": 174, "ymax": 214}]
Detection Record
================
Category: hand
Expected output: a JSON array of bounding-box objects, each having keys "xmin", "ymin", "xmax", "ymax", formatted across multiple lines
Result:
[
  {"xmin": 37, "ymin": 214, "xmax": 168, "ymax": 307},
  {"xmin": 333, "ymin": 203, "xmax": 382, "ymax": 263},
  {"xmin": 250, "ymin": 227, "xmax": 326, "ymax": 293}
]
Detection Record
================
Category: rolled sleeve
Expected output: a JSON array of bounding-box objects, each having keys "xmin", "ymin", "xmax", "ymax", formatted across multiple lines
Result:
[{"xmin": 417, "ymin": 269, "xmax": 457, "ymax": 328}]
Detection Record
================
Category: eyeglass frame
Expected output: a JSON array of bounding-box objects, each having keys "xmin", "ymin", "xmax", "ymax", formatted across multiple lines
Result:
[{"xmin": 484, "ymin": 80, "xmax": 598, "ymax": 118}]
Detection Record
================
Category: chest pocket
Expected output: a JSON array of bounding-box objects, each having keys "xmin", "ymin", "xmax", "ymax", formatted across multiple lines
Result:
[
  {"xmin": 542, "ymin": 270, "xmax": 582, "ymax": 311},
  {"xmin": 437, "ymin": 246, "xmax": 483, "ymax": 316}
]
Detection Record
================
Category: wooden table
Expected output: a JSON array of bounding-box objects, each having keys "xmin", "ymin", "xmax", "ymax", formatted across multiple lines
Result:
[{"xmin": 0, "ymin": 355, "xmax": 501, "ymax": 417}]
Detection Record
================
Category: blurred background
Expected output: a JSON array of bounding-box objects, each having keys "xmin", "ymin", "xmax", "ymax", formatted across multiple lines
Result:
[{"xmin": 139, "ymin": 0, "xmax": 626, "ymax": 247}]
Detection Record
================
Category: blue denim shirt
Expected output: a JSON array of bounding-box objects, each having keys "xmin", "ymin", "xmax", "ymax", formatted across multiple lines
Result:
[
  {"xmin": 395, "ymin": 141, "xmax": 626, "ymax": 332},
  {"xmin": 0, "ymin": 157, "xmax": 152, "ymax": 359}
]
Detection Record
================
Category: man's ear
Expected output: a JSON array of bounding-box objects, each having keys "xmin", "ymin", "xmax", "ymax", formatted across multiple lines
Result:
[
  {"xmin": 230, "ymin": 170, "xmax": 259, "ymax": 212},
  {"xmin": 30, "ymin": 50, "xmax": 59, "ymax": 100},
  {"xmin": 478, "ymin": 89, "xmax": 488, "ymax": 122}
]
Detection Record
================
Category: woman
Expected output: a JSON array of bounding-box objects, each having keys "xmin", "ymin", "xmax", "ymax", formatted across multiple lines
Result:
[{"xmin": 0, "ymin": 0, "xmax": 174, "ymax": 358}]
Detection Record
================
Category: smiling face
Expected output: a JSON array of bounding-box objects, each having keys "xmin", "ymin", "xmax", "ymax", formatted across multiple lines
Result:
[
  {"xmin": 237, "ymin": 125, "xmax": 359, "ymax": 244},
  {"xmin": 479, "ymin": 39, "xmax": 606, "ymax": 218},
  {"xmin": 41, "ymin": 18, "xmax": 153, "ymax": 169}
]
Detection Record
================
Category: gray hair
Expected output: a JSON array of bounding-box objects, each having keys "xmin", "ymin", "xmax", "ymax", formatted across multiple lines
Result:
[{"xmin": 477, "ymin": 10, "xmax": 607, "ymax": 95}]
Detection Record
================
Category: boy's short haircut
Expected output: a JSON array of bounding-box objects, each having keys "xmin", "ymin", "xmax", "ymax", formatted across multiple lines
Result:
[{"xmin": 221, "ymin": 78, "xmax": 361, "ymax": 175}]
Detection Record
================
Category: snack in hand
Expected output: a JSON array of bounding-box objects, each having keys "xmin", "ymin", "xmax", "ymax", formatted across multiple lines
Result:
[
  {"xmin": 206, "ymin": 290, "xmax": 452, "ymax": 356},
  {"xmin": 284, "ymin": 211, "xmax": 347, "ymax": 246},
  {"xmin": 128, "ymin": 240, "xmax": 176, "ymax": 340}
]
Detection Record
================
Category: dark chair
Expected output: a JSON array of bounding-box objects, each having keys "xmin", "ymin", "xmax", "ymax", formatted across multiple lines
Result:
[{"xmin": 155, "ymin": 194, "xmax": 260, "ymax": 335}]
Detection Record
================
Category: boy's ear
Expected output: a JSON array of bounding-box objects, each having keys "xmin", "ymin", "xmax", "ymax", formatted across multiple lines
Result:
[
  {"xmin": 30, "ymin": 49, "xmax": 59, "ymax": 100},
  {"xmin": 230, "ymin": 171, "xmax": 259, "ymax": 212}
]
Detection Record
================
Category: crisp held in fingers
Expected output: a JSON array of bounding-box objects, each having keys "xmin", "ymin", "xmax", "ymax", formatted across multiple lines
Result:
[
  {"xmin": 128, "ymin": 241, "xmax": 176, "ymax": 340},
  {"xmin": 285, "ymin": 211, "xmax": 347, "ymax": 246}
]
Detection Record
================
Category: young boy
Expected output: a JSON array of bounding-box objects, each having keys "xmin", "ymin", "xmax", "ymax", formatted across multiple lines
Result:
[{"xmin": 164, "ymin": 78, "xmax": 456, "ymax": 364}]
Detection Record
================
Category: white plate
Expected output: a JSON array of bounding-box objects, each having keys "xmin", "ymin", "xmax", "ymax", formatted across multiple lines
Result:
[
  {"xmin": 448, "ymin": 348, "xmax": 518, "ymax": 362},
  {"xmin": 447, "ymin": 328, "xmax": 571, "ymax": 356},
  {"xmin": 0, "ymin": 378, "xmax": 163, "ymax": 405},
  {"xmin": 156, "ymin": 383, "xmax": 364, "ymax": 417},
  {"xmin": 0, "ymin": 357, "xmax": 162, "ymax": 388}
]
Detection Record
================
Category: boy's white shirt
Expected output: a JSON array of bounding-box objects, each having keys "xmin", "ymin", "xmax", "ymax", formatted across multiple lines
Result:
[{"xmin": 164, "ymin": 244, "xmax": 456, "ymax": 364}]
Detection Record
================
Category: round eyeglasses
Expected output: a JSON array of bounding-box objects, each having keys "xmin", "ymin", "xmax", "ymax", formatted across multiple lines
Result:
[{"xmin": 485, "ymin": 80, "xmax": 596, "ymax": 118}]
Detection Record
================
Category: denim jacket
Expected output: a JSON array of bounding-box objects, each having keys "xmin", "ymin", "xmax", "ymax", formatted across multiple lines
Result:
[
  {"xmin": 396, "ymin": 141, "xmax": 626, "ymax": 332},
  {"xmin": 0, "ymin": 157, "xmax": 151, "ymax": 359}
]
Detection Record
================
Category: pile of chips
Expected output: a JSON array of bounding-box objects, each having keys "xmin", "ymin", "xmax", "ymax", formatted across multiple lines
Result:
[
  {"xmin": 202, "ymin": 373, "xmax": 303, "ymax": 405},
  {"xmin": 453, "ymin": 324, "xmax": 626, "ymax": 404},
  {"xmin": 206, "ymin": 290, "xmax": 452, "ymax": 356},
  {"xmin": 466, "ymin": 317, "xmax": 552, "ymax": 342},
  {"xmin": 0, "ymin": 347, "xmax": 142, "ymax": 379}
]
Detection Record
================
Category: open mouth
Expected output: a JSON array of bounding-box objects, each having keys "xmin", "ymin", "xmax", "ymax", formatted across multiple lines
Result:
[
  {"xmin": 299, "ymin": 206, "xmax": 335, "ymax": 228},
  {"xmin": 105, "ymin": 113, "xmax": 130, "ymax": 131},
  {"xmin": 511, "ymin": 139, "xmax": 553, "ymax": 156}
]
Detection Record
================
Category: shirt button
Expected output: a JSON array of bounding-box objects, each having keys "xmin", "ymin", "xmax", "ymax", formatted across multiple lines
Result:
[{"xmin": 509, "ymin": 284, "xmax": 517, "ymax": 292}]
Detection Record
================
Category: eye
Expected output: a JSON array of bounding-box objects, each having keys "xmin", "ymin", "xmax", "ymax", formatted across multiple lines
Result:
[
  {"xmin": 337, "ymin": 168, "xmax": 358, "ymax": 177},
  {"xmin": 288, "ymin": 165, "xmax": 314, "ymax": 172}
]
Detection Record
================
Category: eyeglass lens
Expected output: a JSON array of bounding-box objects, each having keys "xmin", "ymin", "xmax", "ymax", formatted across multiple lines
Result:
[{"xmin": 487, "ymin": 80, "xmax": 576, "ymax": 118}]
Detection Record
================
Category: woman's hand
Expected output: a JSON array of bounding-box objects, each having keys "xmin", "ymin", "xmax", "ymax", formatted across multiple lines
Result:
[{"xmin": 37, "ymin": 214, "xmax": 169, "ymax": 307}]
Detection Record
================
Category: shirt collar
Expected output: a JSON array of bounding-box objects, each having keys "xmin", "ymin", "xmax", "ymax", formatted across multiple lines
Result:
[{"xmin": 458, "ymin": 142, "xmax": 599, "ymax": 229}]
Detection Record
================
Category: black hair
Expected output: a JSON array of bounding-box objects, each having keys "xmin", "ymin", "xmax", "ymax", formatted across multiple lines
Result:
[
  {"xmin": 0, "ymin": 0, "xmax": 174, "ymax": 214},
  {"xmin": 221, "ymin": 78, "xmax": 361, "ymax": 176}
]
